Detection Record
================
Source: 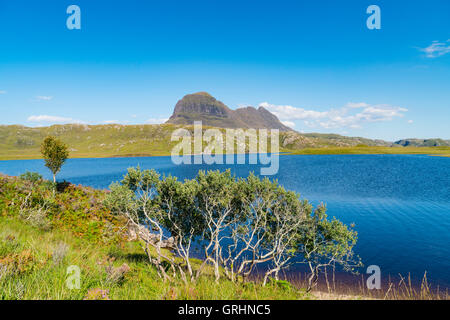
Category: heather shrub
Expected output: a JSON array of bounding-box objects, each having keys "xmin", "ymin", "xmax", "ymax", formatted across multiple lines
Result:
[
  {"xmin": 84, "ymin": 288, "xmax": 110, "ymax": 300},
  {"xmin": 51, "ymin": 242, "xmax": 69, "ymax": 266},
  {"xmin": 19, "ymin": 172, "xmax": 42, "ymax": 184}
]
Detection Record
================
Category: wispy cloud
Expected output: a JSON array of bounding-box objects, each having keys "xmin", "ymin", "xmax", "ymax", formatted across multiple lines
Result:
[
  {"xmin": 26, "ymin": 115, "xmax": 169, "ymax": 126},
  {"xmin": 27, "ymin": 115, "xmax": 85, "ymax": 124},
  {"xmin": 281, "ymin": 120, "xmax": 296, "ymax": 128},
  {"xmin": 146, "ymin": 117, "xmax": 169, "ymax": 124},
  {"xmin": 419, "ymin": 40, "xmax": 450, "ymax": 58},
  {"xmin": 102, "ymin": 120, "xmax": 131, "ymax": 125},
  {"xmin": 260, "ymin": 102, "xmax": 408, "ymax": 130},
  {"xmin": 35, "ymin": 95, "xmax": 53, "ymax": 101},
  {"xmin": 0, "ymin": 90, "xmax": 6, "ymax": 94}
]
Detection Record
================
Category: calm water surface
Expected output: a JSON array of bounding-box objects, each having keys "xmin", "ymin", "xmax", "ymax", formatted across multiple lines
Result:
[{"xmin": 1, "ymin": 154, "xmax": 449, "ymax": 287}]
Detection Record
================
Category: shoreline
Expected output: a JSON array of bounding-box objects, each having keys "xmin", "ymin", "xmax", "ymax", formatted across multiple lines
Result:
[{"xmin": 1, "ymin": 146, "xmax": 450, "ymax": 161}]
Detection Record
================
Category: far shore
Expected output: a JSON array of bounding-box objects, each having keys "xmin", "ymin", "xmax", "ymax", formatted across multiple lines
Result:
[{"xmin": 1, "ymin": 146, "xmax": 450, "ymax": 161}]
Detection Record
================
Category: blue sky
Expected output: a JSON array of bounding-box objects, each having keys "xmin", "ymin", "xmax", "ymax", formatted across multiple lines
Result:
[{"xmin": 0, "ymin": 0, "xmax": 449, "ymax": 141}]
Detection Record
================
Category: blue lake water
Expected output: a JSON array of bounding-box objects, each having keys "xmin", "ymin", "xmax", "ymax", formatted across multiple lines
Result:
[{"xmin": 1, "ymin": 154, "xmax": 449, "ymax": 288}]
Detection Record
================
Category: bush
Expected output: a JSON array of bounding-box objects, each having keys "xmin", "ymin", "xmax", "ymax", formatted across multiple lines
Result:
[
  {"xmin": 19, "ymin": 172, "xmax": 42, "ymax": 184},
  {"xmin": 0, "ymin": 174, "xmax": 125, "ymax": 244},
  {"xmin": 106, "ymin": 168, "xmax": 361, "ymax": 288},
  {"xmin": 83, "ymin": 288, "xmax": 110, "ymax": 300}
]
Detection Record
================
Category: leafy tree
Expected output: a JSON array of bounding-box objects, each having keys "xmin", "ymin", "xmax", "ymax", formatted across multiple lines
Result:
[
  {"xmin": 297, "ymin": 204, "xmax": 362, "ymax": 291},
  {"xmin": 156, "ymin": 175, "xmax": 204, "ymax": 282},
  {"xmin": 221, "ymin": 173, "xmax": 308, "ymax": 284},
  {"xmin": 106, "ymin": 167, "xmax": 169, "ymax": 279},
  {"xmin": 105, "ymin": 168, "xmax": 361, "ymax": 287},
  {"xmin": 40, "ymin": 136, "xmax": 69, "ymax": 183},
  {"xmin": 195, "ymin": 170, "xmax": 243, "ymax": 282}
]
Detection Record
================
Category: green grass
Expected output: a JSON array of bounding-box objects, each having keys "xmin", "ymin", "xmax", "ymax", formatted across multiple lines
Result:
[
  {"xmin": 288, "ymin": 146, "xmax": 450, "ymax": 157},
  {"xmin": 2, "ymin": 123, "xmax": 449, "ymax": 160},
  {"xmin": 0, "ymin": 217, "xmax": 312, "ymax": 300},
  {"xmin": 0, "ymin": 175, "xmax": 311, "ymax": 300},
  {"xmin": 0, "ymin": 124, "xmax": 277, "ymax": 160},
  {"xmin": 0, "ymin": 124, "xmax": 181, "ymax": 160}
]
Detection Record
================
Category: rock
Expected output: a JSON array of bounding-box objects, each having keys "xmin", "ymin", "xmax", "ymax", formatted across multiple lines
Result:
[{"xmin": 126, "ymin": 224, "xmax": 177, "ymax": 250}]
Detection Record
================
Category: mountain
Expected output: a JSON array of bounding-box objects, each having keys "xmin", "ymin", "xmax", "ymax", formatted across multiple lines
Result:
[
  {"xmin": 394, "ymin": 138, "xmax": 450, "ymax": 147},
  {"xmin": 166, "ymin": 92, "xmax": 293, "ymax": 131}
]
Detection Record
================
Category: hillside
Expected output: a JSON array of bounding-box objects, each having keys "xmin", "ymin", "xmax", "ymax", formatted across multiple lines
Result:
[
  {"xmin": 0, "ymin": 123, "xmax": 393, "ymax": 160},
  {"xmin": 0, "ymin": 174, "xmax": 310, "ymax": 300},
  {"xmin": 166, "ymin": 92, "xmax": 293, "ymax": 131},
  {"xmin": 1, "ymin": 123, "xmax": 450, "ymax": 160},
  {"xmin": 394, "ymin": 138, "xmax": 450, "ymax": 147}
]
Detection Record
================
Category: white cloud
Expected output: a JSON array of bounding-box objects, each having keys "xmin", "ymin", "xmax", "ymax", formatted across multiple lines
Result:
[
  {"xmin": 102, "ymin": 120, "xmax": 131, "ymax": 125},
  {"xmin": 35, "ymin": 96, "xmax": 53, "ymax": 101},
  {"xmin": 146, "ymin": 117, "xmax": 169, "ymax": 124},
  {"xmin": 345, "ymin": 102, "xmax": 369, "ymax": 109},
  {"xmin": 260, "ymin": 102, "xmax": 408, "ymax": 130},
  {"xmin": 408, "ymin": 120, "xmax": 414, "ymax": 124},
  {"xmin": 419, "ymin": 40, "xmax": 450, "ymax": 58},
  {"xmin": 0, "ymin": 90, "xmax": 6, "ymax": 94},
  {"xmin": 27, "ymin": 115, "xmax": 84, "ymax": 124},
  {"xmin": 259, "ymin": 102, "xmax": 327, "ymax": 120},
  {"xmin": 281, "ymin": 121, "xmax": 295, "ymax": 128}
]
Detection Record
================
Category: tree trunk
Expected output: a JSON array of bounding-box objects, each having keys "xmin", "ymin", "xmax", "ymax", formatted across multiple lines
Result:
[
  {"xmin": 52, "ymin": 174, "xmax": 56, "ymax": 196},
  {"xmin": 307, "ymin": 267, "xmax": 319, "ymax": 292}
]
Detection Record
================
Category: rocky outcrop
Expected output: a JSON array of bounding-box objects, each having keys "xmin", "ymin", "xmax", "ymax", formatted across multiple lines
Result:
[
  {"xmin": 166, "ymin": 92, "xmax": 293, "ymax": 131},
  {"xmin": 394, "ymin": 138, "xmax": 450, "ymax": 147},
  {"xmin": 126, "ymin": 224, "xmax": 176, "ymax": 250}
]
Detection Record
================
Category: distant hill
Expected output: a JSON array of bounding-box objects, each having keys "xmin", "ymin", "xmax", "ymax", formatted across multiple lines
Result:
[
  {"xmin": 394, "ymin": 138, "xmax": 450, "ymax": 147},
  {"xmin": 279, "ymin": 131, "xmax": 393, "ymax": 149},
  {"xmin": 166, "ymin": 92, "xmax": 293, "ymax": 131},
  {"xmin": 1, "ymin": 124, "xmax": 450, "ymax": 160},
  {"xmin": 1, "ymin": 92, "xmax": 449, "ymax": 160},
  {"xmin": 0, "ymin": 123, "xmax": 391, "ymax": 160}
]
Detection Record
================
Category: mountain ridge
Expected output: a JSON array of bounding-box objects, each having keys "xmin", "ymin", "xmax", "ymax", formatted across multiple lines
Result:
[
  {"xmin": 394, "ymin": 138, "xmax": 450, "ymax": 147},
  {"xmin": 166, "ymin": 92, "xmax": 293, "ymax": 131}
]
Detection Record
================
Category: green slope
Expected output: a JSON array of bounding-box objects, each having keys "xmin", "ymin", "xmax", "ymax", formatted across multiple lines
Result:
[{"xmin": 1, "ymin": 124, "xmax": 450, "ymax": 160}]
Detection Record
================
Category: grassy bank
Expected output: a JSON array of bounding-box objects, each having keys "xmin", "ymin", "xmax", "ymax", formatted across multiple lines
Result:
[
  {"xmin": 2, "ymin": 146, "xmax": 450, "ymax": 161},
  {"xmin": 0, "ymin": 216, "xmax": 315, "ymax": 300},
  {"xmin": 289, "ymin": 146, "xmax": 450, "ymax": 156},
  {"xmin": 0, "ymin": 174, "xmax": 312, "ymax": 300}
]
